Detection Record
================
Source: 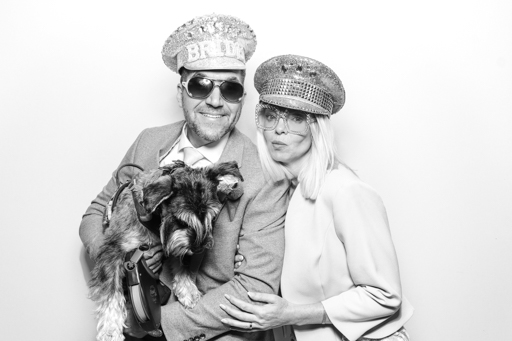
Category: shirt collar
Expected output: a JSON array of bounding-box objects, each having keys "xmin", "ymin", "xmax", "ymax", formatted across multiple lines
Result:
[{"xmin": 178, "ymin": 123, "xmax": 230, "ymax": 164}]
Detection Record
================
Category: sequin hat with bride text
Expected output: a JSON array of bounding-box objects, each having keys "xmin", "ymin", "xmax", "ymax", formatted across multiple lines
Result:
[{"xmin": 162, "ymin": 14, "xmax": 257, "ymax": 73}]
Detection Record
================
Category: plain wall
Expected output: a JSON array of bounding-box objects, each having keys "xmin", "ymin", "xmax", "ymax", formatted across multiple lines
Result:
[{"xmin": 1, "ymin": 1, "xmax": 511, "ymax": 340}]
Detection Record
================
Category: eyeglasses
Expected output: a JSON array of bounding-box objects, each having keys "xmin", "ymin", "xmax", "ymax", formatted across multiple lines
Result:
[
  {"xmin": 181, "ymin": 76, "xmax": 245, "ymax": 103},
  {"xmin": 255, "ymin": 103, "xmax": 316, "ymax": 136}
]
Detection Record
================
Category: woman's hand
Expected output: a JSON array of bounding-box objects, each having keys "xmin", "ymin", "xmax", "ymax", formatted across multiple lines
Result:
[{"xmin": 220, "ymin": 292, "xmax": 293, "ymax": 332}]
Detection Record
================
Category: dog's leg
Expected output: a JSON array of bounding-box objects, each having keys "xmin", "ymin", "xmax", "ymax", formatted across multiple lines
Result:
[{"xmin": 170, "ymin": 256, "xmax": 202, "ymax": 309}]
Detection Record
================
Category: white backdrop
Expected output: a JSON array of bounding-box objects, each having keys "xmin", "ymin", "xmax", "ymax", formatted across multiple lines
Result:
[{"xmin": 1, "ymin": 1, "xmax": 511, "ymax": 340}]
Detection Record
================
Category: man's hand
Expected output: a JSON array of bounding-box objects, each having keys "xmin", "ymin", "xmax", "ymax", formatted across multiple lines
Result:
[
  {"xmin": 143, "ymin": 243, "xmax": 164, "ymax": 274},
  {"xmin": 234, "ymin": 244, "xmax": 244, "ymax": 269}
]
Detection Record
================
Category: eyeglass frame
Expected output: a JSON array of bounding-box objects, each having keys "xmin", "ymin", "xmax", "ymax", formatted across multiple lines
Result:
[
  {"xmin": 181, "ymin": 76, "xmax": 245, "ymax": 103},
  {"xmin": 255, "ymin": 103, "xmax": 317, "ymax": 136}
]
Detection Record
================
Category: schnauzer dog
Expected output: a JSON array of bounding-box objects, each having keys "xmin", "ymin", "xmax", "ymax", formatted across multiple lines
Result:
[{"xmin": 88, "ymin": 160, "xmax": 243, "ymax": 341}]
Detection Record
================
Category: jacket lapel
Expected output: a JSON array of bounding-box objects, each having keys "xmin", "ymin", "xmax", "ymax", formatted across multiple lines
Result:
[
  {"xmin": 218, "ymin": 128, "xmax": 245, "ymax": 167},
  {"xmin": 188, "ymin": 129, "xmax": 246, "ymax": 280},
  {"xmin": 217, "ymin": 128, "xmax": 245, "ymax": 221},
  {"xmin": 157, "ymin": 121, "xmax": 186, "ymax": 164}
]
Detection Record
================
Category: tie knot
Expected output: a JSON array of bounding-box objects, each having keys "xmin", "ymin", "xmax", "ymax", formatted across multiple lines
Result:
[{"xmin": 182, "ymin": 147, "xmax": 204, "ymax": 167}]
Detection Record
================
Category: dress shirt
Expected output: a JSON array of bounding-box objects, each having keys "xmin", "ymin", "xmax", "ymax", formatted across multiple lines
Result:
[{"xmin": 160, "ymin": 123, "xmax": 229, "ymax": 168}]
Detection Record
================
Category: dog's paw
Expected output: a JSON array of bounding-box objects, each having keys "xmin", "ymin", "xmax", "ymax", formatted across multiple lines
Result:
[
  {"xmin": 179, "ymin": 287, "xmax": 202, "ymax": 309},
  {"xmin": 173, "ymin": 280, "xmax": 202, "ymax": 309}
]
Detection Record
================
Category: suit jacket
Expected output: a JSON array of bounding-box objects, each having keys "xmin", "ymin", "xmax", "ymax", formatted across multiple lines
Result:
[
  {"xmin": 80, "ymin": 122, "xmax": 289, "ymax": 341},
  {"xmin": 281, "ymin": 165, "xmax": 413, "ymax": 341}
]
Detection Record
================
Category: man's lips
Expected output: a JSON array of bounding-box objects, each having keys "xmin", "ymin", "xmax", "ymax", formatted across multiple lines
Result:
[
  {"xmin": 198, "ymin": 110, "xmax": 228, "ymax": 118},
  {"xmin": 199, "ymin": 112, "xmax": 226, "ymax": 119}
]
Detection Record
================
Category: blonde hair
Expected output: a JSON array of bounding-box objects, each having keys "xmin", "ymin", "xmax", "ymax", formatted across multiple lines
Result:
[{"xmin": 256, "ymin": 115, "xmax": 339, "ymax": 200}]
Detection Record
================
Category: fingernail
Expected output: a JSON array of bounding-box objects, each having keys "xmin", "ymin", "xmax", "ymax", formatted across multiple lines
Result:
[
  {"xmin": 220, "ymin": 304, "xmax": 226, "ymax": 309},
  {"xmin": 247, "ymin": 292, "xmax": 252, "ymax": 296},
  {"xmin": 224, "ymin": 294, "xmax": 231, "ymax": 300},
  {"xmin": 221, "ymin": 319, "xmax": 227, "ymax": 323}
]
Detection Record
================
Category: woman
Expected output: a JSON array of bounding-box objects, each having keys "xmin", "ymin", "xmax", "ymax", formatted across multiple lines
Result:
[{"xmin": 219, "ymin": 55, "xmax": 413, "ymax": 341}]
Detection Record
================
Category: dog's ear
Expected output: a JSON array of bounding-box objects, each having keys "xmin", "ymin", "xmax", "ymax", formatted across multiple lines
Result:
[
  {"xmin": 142, "ymin": 174, "xmax": 173, "ymax": 214},
  {"xmin": 208, "ymin": 161, "xmax": 244, "ymax": 182},
  {"xmin": 208, "ymin": 161, "xmax": 244, "ymax": 196},
  {"xmin": 161, "ymin": 160, "xmax": 187, "ymax": 176}
]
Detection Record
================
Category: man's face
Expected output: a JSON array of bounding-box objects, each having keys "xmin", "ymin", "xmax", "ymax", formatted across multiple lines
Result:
[{"xmin": 177, "ymin": 70, "xmax": 245, "ymax": 147}]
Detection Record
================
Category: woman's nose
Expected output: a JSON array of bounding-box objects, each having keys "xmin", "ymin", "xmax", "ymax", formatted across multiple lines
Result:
[{"xmin": 274, "ymin": 117, "xmax": 287, "ymax": 134}]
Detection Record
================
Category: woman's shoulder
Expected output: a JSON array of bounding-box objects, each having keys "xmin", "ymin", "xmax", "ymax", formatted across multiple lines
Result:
[
  {"xmin": 326, "ymin": 163, "xmax": 363, "ymax": 187},
  {"xmin": 323, "ymin": 164, "xmax": 381, "ymax": 201}
]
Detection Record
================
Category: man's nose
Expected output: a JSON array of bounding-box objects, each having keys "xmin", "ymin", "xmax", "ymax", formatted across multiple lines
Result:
[
  {"xmin": 274, "ymin": 117, "xmax": 287, "ymax": 134},
  {"xmin": 205, "ymin": 86, "xmax": 224, "ymax": 107}
]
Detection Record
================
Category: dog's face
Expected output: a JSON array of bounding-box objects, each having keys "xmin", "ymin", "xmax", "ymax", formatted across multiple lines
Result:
[{"xmin": 141, "ymin": 160, "xmax": 243, "ymax": 258}]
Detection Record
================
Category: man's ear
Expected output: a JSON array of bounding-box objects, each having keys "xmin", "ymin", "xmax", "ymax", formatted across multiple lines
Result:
[{"xmin": 177, "ymin": 84, "xmax": 183, "ymax": 108}]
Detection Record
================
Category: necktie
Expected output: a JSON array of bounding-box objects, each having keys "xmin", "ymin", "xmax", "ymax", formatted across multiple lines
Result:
[{"xmin": 182, "ymin": 147, "xmax": 204, "ymax": 167}]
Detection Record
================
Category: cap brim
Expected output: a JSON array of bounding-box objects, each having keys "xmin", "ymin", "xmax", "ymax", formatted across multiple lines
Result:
[
  {"xmin": 260, "ymin": 95, "xmax": 330, "ymax": 116},
  {"xmin": 183, "ymin": 56, "xmax": 246, "ymax": 71}
]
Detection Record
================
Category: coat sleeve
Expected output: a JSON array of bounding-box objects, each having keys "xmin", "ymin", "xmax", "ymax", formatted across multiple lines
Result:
[
  {"xmin": 78, "ymin": 130, "xmax": 147, "ymax": 260},
  {"xmin": 160, "ymin": 179, "xmax": 289, "ymax": 341},
  {"xmin": 321, "ymin": 181, "xmax": 403, "ymax": 341}
]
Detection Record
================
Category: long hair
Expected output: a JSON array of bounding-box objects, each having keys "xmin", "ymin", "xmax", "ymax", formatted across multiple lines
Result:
[{"xmin": 256, "ymin": 115, "xmax": 340, "ymax": 200}]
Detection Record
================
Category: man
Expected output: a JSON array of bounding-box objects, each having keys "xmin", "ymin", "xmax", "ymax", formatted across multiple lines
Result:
[{"xmin": 79, "ymin": 14, "xmax": 289, "ymax": 341}]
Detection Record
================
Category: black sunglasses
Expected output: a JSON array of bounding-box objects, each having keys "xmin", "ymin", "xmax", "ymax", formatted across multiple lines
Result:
[{"xmin": 181, "ymin": 76, "xmax": 245, "ymax": 103}]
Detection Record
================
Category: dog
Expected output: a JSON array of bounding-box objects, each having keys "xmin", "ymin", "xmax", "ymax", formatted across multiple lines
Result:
[{"xmin": 88, "ymin": 160, "xmax": 243, "ymax": 341}]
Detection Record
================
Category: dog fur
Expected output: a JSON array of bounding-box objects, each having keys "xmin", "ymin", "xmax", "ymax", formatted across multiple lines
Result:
[{"xmin": 88, "ymin": 160, "xmax": 243, "ymax": 341}]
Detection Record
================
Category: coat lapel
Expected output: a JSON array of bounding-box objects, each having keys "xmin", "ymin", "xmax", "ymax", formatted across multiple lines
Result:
[
  {"xmin": 217, "ymin": 128, "xmax": 245, "ymax": 221},
  {"xmin": 188, "ymin": 128, "xmax": 246, "ymax": 280},
  {"xmin": 157, "ymin": 121, "xmax": 186, "ymax": 165}
]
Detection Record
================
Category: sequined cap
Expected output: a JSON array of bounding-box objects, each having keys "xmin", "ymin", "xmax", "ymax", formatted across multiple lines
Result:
[
  {"xmin": 162, "ymin": 14, "xmax": 257, "ymax": 73},
  {"xmin": 254, "ymin": 55, "xmax": 345, "ymax": 116}
]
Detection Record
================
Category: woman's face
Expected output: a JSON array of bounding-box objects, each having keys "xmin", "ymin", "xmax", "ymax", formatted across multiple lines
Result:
[{"xmin": 262, "ymin": 108, "xmax": 313, "ymax": 171}]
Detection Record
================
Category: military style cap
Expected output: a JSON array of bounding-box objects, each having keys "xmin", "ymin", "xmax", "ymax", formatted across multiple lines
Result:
[
  {"xmin": 162, "ymin": 14, "xmax": 257, "ymax": 73},
  {"xmin": 254, "ymin": 55, "xmax": 345, "ymax": 116}
]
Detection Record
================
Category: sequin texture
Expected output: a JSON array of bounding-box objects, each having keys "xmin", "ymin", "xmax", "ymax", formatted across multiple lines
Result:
[
  {"xmin": 162, "ymin": 14, "xmax": 257, "ymax": 73},
  {"xmin": 254, "ymin": 55, "xmax": 345, "ymax": 115}
]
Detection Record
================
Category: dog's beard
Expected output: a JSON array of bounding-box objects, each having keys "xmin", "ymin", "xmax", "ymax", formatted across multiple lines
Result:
[
  {"xmin": 168, "ymin": 228, "xmax": 197, "ymax": 258},
  {"xmin": 162, "ymin": 203, "xmax": 221, "ymax": 259}
]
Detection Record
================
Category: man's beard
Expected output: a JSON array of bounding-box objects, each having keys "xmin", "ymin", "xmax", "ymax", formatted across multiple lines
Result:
[
  {"xmin": 188, "ymin": 119, "xmax": 232, "ymax": 142},
  {"xmin": 184, "ymin": 108, "xmax": 240, "ymax": 143}
]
